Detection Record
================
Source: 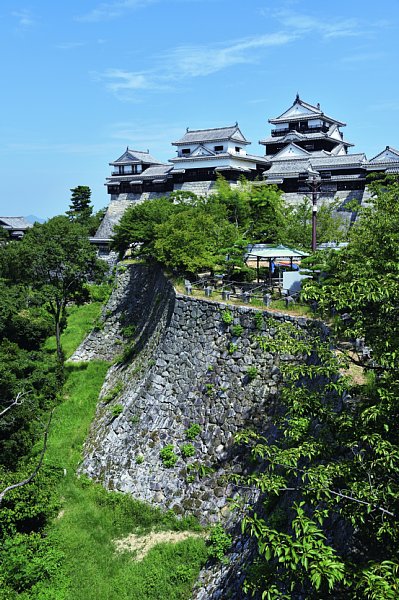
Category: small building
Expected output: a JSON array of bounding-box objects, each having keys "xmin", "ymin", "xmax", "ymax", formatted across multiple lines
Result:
[
  {"xmin": 367, "ymin": 146, "xmax": 399, "ymax": 177},
  {"xmin": 0, "ymin": 216, "xmax": 32, "ymax": 239},
  {"xmin": 170, "ymin": 124, "xmax": 269, "ymax": 186},
  {"xmin": 105, "ymin": 147, "xmax": 173, "ymax": 198}
]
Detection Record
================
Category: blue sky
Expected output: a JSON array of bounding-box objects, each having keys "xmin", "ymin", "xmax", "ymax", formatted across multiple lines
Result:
[{"xmin": 1, "ymin": 0, "xmax": 398, "ymax": 218}]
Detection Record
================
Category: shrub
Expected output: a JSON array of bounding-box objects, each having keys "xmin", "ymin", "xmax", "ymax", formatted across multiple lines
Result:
[
  {"xmin": 228, "ymin": 342, "xmax": 238, "ymax": 355},
  {"xmin": 160, "ymin": 444, "xmax": 178, "ymax": 468},
  {"xmin": 221, "ymin": 309, "xmax": 233, "ymax": 324},
  {"xmin": 109, "ymin": 404, "xmax": 123, "ymax": 418},
  {"xmin": 253, "ymin": 311, "xmax": 264, "ymax": 330},
  {"xmin": 102, "ymin": 381, "xmax": 123, "ymax": 404},
  {"xmin": 207, "ymin": 524, "xmax": 232, "ymax": 562},
  {"xmin": 246, "ymin": 366, "xmax": 259, "ymax": 381},
  {"xmin": 231, "ymin": 266, "xmax": 256, "ymax": 282},
  {"xmin": 231, "ymin": 324, "xmax": 243, "ymax": 337},
  {"xmin": 135, "ymin": 454, "xmax": 144, "ymax": 465},
  {"xmin": 186, "ymin": 424, "xmax": 201, "ymax": 440},
  {"xmin": 121, "ymin": 324, "xmax": 136, "ymax": 338},
  {"xmin": 181, "ymin": 443, "xmax": 196, "ymax": 459}
]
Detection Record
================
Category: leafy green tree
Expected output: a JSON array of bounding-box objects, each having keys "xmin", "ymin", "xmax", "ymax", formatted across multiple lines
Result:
[
  {"xmin": 112, "ymin": 196, "xmax": 177, "ymax": 259},
  {"xmin": 0, "ymin": 217, "xmax": 105, "ymax": 363},
  {"xmin": 283, "ymin": 197, "xmax": 349, "ymax": 250},
  {"xmin": 247, "ymin": 183, "xmax": 286, "ymax": 243},
  {"xmin": 66, "ymin": 185, "xmax": 93, "ymax": 224},
  {"xmin": 154, "ymin": 206, "xmax": 240, "ymax": 275},
  {"xmin": 234, "ymin": 180, "xmax": 399, "ymax": 598}
]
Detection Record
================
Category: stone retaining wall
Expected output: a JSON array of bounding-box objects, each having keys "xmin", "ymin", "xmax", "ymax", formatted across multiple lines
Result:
[{"xmin": 80, "ymin": 265, "xmax": 316, "ymax": 522}]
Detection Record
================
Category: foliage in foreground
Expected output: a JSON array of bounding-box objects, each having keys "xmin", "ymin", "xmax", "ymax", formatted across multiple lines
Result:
[
  {"xmin": 0, "ymin": 298, "xmax": 208, "ymax": 600},
  {"xmin": 235, "ymin": 179, "xmax": 399, "ymax": 598},
  {"xmin": 111, "ymin": 178, "xmax": 347, "ymax": 275}
]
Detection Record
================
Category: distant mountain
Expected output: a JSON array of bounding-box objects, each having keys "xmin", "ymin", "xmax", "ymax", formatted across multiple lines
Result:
[{"xmin": 25, "ymin": 214, "xmax": 46, "ymax": 224}]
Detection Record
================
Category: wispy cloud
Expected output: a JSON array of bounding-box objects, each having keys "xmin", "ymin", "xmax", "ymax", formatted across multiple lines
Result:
[
  {"xmin": 273, "ymin": 10, "xmax": 363, "ymax": 39},
  {"xmin": 368, "ymin": 101, "xmax": 399, "ymax": 112},
  {"xmin": 12, "ymin": 9, "xmax": 35, "ymax": 30},
  {"xmin": 168, "ymin": 33, "xmax": 296, "ymax": 77},
  {"xmin": 96, "ymin": 32, "xmax": 296, "ymax": 100},
  {"xmin": 93, "ymin": 69, "xmax": 172, "ymax": 99},
  {"xmin": 109, "ymin": 121, "xmax": 183, "ymax": 146},
  {"xmin": 56, "ymin": 41, "xmax": 87, "ymax": 50},
  {"xmin": 76, "ymin": 0, "xmax": 156, "ymax": 23}
]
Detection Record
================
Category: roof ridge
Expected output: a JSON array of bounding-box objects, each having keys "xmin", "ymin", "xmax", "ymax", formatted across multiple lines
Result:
[{"xmin": 185, "ymin": 124, "xmax": 239, "ymax": 133}]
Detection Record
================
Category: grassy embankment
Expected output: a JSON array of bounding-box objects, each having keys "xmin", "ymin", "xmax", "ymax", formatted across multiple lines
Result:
[{"xmin": 37, "ymin": 299, "xmax": 207, "ymax": 600}]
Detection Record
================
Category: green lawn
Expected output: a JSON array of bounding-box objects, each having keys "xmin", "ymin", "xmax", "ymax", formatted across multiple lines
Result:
[{"xmin": 44, "ymin": 302, "xmax": 103, "ymax": 359}]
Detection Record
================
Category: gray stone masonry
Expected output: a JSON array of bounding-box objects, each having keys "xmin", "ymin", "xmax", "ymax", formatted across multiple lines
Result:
[
  {"xmin": 76, "ymin": 264, "xmax": 329, "ymax": 599},
  {"xmin": 79, "ymin": 265, "xmax": 320, "ymax": 523}
]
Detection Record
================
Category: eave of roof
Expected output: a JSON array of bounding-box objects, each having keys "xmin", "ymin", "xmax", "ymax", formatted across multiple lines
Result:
[{"xmin": 259, "ymin": 133, "xmax": 353, "ymax": 147}]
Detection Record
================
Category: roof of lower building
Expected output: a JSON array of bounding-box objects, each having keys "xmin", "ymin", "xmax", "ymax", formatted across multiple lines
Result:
[
  {"xmin": 172, "ymin": 124, "xmax": 250, "ymax": 146},
  {"xmin": 368, "ymin": 146, "xmax": 399, "ymax": 163},
  {"xmin": 0, "ymin": 216, "xmax": 33, "ymax": 230},
  {"xmin": 246, "ymin": 244, "xmax": 309, "ymax": 259},
  {"xmin": 106, "ymin": 164, "xmax": 173, "ymax": 185},
  {"xmin": 264, "ymin": 152, "xmax": 367, "ymax": 178},
  {"xmin": 110, "ymin": 147, "xmax": 166, "ymax": 166}
]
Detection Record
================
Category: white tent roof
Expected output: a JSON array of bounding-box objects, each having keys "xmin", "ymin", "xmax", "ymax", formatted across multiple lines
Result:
[{"xmin": 246, "ymin": 244, "xmax": 309, "ymax": 260}]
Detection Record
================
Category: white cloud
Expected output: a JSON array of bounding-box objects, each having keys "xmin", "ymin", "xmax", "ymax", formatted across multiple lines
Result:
[
  {"xmin": 96, "ymin": 32, "xmax": 296, "ymax": 100},
  {"xmin": 76, "ymin": 0, "xmax": 156, "ymax": 23},
  {"xmin": 56, "ymin": 41, "xmax": 87, "ymax": 50},
  {"xmin": 93, "ymin": 69, "xmax": 173, "ymax": 101},
  {"xmin": 168, "ymin": 33, "xmax": 296, "ymax": 77},
  {"xmin": 342, "ymin": 51, "xmax": 386, "ymax": 64},
  {"xmin": 273, "ymin": 10, "xmax": 362, "ymax": 39},
  {"xmin": 12, "ymin": 9, "xmax": 35, "ymax": 30},
  {"xmin": 6, "ymin": 142, "xmax": 113, "ymax": 155}
]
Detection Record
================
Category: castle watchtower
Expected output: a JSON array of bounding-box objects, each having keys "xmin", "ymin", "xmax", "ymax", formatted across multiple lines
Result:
[{"xmin": 260, "ymin": 94, "xmax": 353, "ymax": 157}]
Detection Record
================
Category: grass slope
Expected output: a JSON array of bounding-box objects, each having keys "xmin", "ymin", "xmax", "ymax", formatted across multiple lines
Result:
[{"xmin": 35, "ymin": 302, "xmax": 207, "ymax": 600}]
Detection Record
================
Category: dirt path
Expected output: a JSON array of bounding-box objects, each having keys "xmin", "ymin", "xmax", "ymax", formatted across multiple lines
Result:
[{"xmin": 114, "ymin": 530, "xmax": 204, "ymax": 561}]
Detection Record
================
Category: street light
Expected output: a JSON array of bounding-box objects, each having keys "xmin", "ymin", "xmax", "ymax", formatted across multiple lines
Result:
[{"xmin": 299, "ymin": 169, "xmax": 322, "ymax": 252}]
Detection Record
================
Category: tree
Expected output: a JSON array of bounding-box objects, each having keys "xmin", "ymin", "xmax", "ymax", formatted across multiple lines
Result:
[
  {"xmin": 282, "ymin": 197, "xmax": 349, "ymax": 250},
  {"xmin": 0, "ymin": 217, "xmax": 105, "ymax": 363},
  {"xmin": 66, "ymin": 186, "xmax": 93, "ymax": 224},
  {"xmin": 234, "ymin": 180, "xmax": 399, "ymax": 598},
  {"xmin": 154, "ymin": 205, "xmax": 240, "ymax": 275},
  {"xmin": 112, "ymin": 196, "xmax": 178, "ymax": 259}
]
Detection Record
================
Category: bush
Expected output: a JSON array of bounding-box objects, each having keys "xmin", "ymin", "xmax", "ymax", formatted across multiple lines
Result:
[
  {"xmin": 231, "ymin": 324, "xmax": 243, "ymax": 337},
  {"xmin": 231, "ymin": 266, "xmax": 256, "ymax": 282},
  {"xmin": 253, "ymin": 311, "xmax": 264, "ymax": 331},
  {"xmin": 160, "ymin": 445, "xmax": 178, "ymax": 468},
  {"xmin": 186, "ymin": 424, "xmax": 201, "ymax": 440},
  {"xmin": 246, "ymin": 366, "xmax": 259, "ymax": 381},
  {"xmin": 207, "ymin": 524, "xmax": 232, "ymax": 562},
  {"xmin": 181, "ymin": 443, "xmax": 196, "ymax": 459},
  {"xmin": 0, "ymin": 532, "xmax": 64, "ymax": 593},
  {"xmin": 221, "ymin": 309, "xmax": 233, "ymax": 324},
  {"xmin": 109, "ymin": 404, "xmax": 123, "ymax": 418}
]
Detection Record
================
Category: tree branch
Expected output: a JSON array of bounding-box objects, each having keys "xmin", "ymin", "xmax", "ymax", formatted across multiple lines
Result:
[
  {"xmin": 0, "ymin": 391, "xmax": 29, "ymax": 419},
  {"xmin": 0, "ymin": 408, "xmax": 54, "ymax": 505}
]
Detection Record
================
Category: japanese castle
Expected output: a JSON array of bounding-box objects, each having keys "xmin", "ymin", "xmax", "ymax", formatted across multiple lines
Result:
[{"xmin": 94, "ymin": 95, "xmax": 399, "ymax": 242}]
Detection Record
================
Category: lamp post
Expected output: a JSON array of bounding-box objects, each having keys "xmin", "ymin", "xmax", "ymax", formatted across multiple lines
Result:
[{"xmin": 299, "ymin": 169, "xmax": 322, "ymax": 252}]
